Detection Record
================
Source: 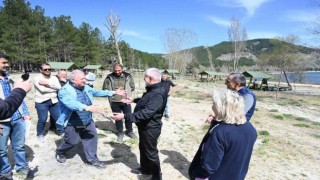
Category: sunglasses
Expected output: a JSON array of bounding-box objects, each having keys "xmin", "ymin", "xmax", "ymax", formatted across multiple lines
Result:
[{"xmin": 42, "ymin": 69, "xmax": 52, "ymax": 72}]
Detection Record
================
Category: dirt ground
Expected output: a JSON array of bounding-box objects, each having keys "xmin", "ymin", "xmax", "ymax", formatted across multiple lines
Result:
[{"xmin": 6, "ymin": 72, "xmax": 320, "ymax": 180}]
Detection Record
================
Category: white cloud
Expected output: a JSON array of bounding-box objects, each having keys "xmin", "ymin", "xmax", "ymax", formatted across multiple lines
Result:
[
  {"xmin": 121, "ymin": 29, "xmax": 156, "ymax": 41},
  {"xmin": 207, "ymin": 16, "xmax": 230, "ymax": 27},
  {"xmin": 285, "ymin": 10, "xmax": 318, "ymax": 23},
  {"xmin": 217, "ymin": 0, "xmax": 272, "ymax": 16}
]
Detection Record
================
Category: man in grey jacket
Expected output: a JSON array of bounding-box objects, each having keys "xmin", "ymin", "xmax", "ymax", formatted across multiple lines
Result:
[{"xmin": 102, "ymin": 63, "xmax": 137, "ymax": 142}]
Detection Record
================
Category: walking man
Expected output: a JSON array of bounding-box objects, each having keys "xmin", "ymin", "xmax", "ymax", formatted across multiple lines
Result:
[
  {"xmin": 0, "ymin": 52, "xmax": 32, "ymax": 179},
  {"xmin": 161, "ymin": 73, "xmax": 176, "ymax": 118},
  {"xmin": 33, "ymin": 63, "xmax": 63, "ymax": 141},
  {"xmin": 102, "ymin": 63, "xmax": 136, "ymax": 142},
  {"xmin": 55, "ymin": 70, "xmax": 125, "ymax": 169},
  {"xmin": 112, "ymin": 68, "xmax": 167, "ymax": 180}
]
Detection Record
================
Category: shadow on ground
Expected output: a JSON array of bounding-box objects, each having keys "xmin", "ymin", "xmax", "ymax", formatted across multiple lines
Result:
[{"xmin": 161, "ymin": 149, "xmax": 190, "ymax": 179}]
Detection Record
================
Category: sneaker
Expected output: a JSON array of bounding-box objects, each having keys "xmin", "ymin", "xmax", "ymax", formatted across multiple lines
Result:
[
  {"xmin": 117, "ymin": 132, "xmax": 124, "ymax": 142},
  {"xmin": 56, "ymin": 154, "xmax": 66, "ymax": 163},
  {"xmin": 126, "ymin": 131, "xmax": 138, "ymax": 139},
  {"xmin": 37, "ymin": 135, "xmax": 45, "ymax": 143},
  {"xmin": 131, "ymin": 167, "xmax": 151, "ymax": 175},
  {"xmin": 17, "ymin": 166, "xmax": 30, "ymax": 175},
  {"xmin": 57, "ymin": 132, "xmax": 65, "ymax": 137},
  {"xmin": 0, "ymin": 172, "xmax": 13, "ymax": 180},
  {"xmin": 89, "ymin": 161, "xmax": 106, "ymax": 169}
]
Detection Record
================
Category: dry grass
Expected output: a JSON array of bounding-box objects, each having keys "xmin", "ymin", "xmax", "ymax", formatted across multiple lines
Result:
[{"xmin": 6, "ymin": 73, "xmax": 320, "ymax": 179}]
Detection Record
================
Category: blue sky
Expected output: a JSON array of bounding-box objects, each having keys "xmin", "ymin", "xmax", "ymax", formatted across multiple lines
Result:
[{"xmin": 20, "ymin": 0, "xmax": 320, "ymax": 53}]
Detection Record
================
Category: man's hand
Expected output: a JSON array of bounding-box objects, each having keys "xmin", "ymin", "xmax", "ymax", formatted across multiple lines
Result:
[
  {"xmin": 13, "ymin": 80, "xmax": 31, "ymax": 93},
  {"xmin": 111, "ymin": 113, "xmax": 124, "ymax": 121},
  {"xmin": 121, "ymin": 96, "xmax": 133, "ymax": 104},
  {"xmin": 114, "ymin": 88, "xmax": 126, "ymax": 97},
  {"xmin": 23, "ymin": 115, "xmax": 31, "ymax": 121},
  {"xmin": 84, "ymin": 105, "xmax": 103, "ymax": 113}
]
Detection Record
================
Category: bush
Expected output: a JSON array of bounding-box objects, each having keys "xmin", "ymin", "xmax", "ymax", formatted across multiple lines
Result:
[
  {"xmin": 273, "ymin": 115, "xmax": 284, "ymax": 120},
  {"xmin": 259, "ymin": 130, "xmax": 270, "ymax": 136},
  {"xmin": 293, "ymin": 124, "xmax": 310, "ymax": 128}
]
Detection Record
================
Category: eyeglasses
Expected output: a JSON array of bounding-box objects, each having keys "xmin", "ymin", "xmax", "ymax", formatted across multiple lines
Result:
[{"xmin": 42, "ymin": 69, "xmax": 51, "ymax": 71}]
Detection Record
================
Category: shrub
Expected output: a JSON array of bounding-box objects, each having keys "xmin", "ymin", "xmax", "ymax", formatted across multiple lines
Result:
[
  {"xmin": 273, "ymin": 115, "xmax": 284, "ymax": 120},
  {"xmin": 259, "ymin": 130, "xmax": 270, "ymax": 136},
  {"xmin": 293, "ymin": 124, "xmax": 310, "ymax": 128},
  {"xmin": 295, "ymin": 117, "xmax": 306, "ymax": 121}
]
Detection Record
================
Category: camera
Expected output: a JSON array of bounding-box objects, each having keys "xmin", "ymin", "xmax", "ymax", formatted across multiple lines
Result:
[{"xmin": 21, "ymin": 69, "xmax": 32, "ymax": 81}]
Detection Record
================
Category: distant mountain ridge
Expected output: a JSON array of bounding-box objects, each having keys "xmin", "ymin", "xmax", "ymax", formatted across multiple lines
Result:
[{"xmin": 163, "ymin": 38, "xmax": 317, "ymax": 67}]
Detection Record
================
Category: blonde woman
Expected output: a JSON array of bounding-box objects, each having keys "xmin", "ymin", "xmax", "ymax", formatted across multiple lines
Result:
[{"xmin": 189, "ymin": 89, "xmax": 257, "ymax": 180}]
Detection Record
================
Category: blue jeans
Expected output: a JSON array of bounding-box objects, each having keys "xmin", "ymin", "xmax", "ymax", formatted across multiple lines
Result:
[
  {"xmin": 164, "ymin": 96, "xmax": 170, "ymax": 115},
  {"xmin": 35, "ymin": 100, "xmax": 62, "ymax": 135},
  {"xmin": 0, "ymin": 118, "xmax": 28, "ymax": 174}
]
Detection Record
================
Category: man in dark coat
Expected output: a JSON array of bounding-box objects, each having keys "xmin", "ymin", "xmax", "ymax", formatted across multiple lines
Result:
[{"xmin": 112, "ymin": 68, "xmax": 167, "ymax": 180}]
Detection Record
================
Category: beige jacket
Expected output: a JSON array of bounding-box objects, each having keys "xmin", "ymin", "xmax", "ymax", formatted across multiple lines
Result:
[{"xmin": 33, "ymin": 74, "xmax": 61, "ymax": 103}]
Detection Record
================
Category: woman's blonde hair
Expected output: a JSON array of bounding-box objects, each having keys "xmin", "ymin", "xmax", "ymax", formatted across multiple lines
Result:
[{"xmin": 212, "ymin": 88, "xmax": 246, "ymax": 125}]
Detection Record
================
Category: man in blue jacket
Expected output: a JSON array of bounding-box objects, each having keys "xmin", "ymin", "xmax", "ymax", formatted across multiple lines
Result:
[
  {"xmin": 225, "ymin": 72, "xmax": 256, "ymax": 121},
  {"xmin": 55, "ymin": 70, "xmax": 125, "ymax": 169}
]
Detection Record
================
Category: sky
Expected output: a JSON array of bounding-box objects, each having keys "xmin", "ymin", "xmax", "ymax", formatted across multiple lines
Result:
[{"xmin": 10, "ymin": 0, "xmax": 320, "ymax": 53}]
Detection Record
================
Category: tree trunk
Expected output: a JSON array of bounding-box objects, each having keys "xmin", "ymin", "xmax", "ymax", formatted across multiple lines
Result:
[{"xmin": 282, "ymin": 69, "xmax": 292, "ymax": 88}]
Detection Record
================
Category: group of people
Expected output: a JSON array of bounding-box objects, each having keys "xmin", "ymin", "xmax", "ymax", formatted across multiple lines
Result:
[{"xmin": 0, "ymin": 51, "xmax": 258, "ymax": 180}]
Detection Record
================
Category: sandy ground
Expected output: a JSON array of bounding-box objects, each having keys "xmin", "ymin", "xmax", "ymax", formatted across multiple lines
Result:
[{"xmin": 5, "ymin": 72, "xmax": 320, "ymax": 180}]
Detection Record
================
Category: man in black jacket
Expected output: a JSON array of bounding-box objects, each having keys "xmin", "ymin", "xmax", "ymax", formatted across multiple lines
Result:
[
  {"xmin": 0, "ymin": 80, "xmax": 31, "ymax": 120},
  {"xmin": 112, "ymin": 68, "xmax": 167, "ymax": 180}
]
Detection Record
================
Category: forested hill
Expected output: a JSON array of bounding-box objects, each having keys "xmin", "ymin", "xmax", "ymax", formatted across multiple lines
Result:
[
  {"xmin": 0, "ymin": 0, "xmax": 167, "ymax": 71},
  {"xmin": 188, "ymin": 38, "xmax": 316, "ymax": 67}
]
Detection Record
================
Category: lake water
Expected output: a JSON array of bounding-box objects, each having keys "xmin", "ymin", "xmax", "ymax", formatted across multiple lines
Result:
[{"xmin": 275, "ymin": 71, "xmax": 320, "ymax": 84}]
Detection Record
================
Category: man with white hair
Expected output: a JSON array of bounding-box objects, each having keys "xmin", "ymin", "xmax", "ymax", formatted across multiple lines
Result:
[
  {"xmin": 112, "ymin": 68, "xmax": 167, "ymax": 180},
  {"xmin": 55, "ymin": 70, "xmax": 125, "ymax": 169}
]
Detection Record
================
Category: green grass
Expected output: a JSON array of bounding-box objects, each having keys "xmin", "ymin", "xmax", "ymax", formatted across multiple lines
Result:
[
  {"xmin": 283, "ymin": 114, "xmax": 293, "ymax": 118},
  {"xmin": 273, "ymin": 115, "xmax": 284, "ymax": 120},
  {"xmin": 259, "ymin": 130, "xmax": 270, "ymax": 136},
  {"xmin": 312, "ymin": 122, "xmax": 320, "ymax": 126},
  {"xmin": 98, "ymin": 133, "xmax": 106, "ymax": 138},
  {"xmin": 269, "ymin": 109, "xmax": 279, "ymax": 112},
  {"xmin": 312, "ymin": 134, "xmax": 320, "ymax": 139},
  {"xmin": 295, "ymin": 117, "xmax": 307, "ymax": 121},
  {"xmin": 293, "ymin": 124, "xmax": 310, "ymax": 128}
]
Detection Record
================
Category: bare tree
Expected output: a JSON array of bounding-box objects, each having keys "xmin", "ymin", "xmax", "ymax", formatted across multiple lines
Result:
[
  {"xmin": 228, "ymin": 17, "xmax": 247, "ymax": 71},
  {"xmin": 258, "ymin": 35, "xmax": 303, "ymax": 89},
  {"xmin": 162, "ymin": 28, "xmax": 197, "ymax": 75},
  {"xmin": 105, "ymin": 11, "xmax": 123, "ymax": 65}
]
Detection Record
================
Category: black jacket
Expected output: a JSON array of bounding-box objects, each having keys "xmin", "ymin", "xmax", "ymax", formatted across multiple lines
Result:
[
  {"xmin": 125, "ymin": 82, "xmax": 167, "ymax": 129},
  {"xmin": 0, "ymin": 88, "xmax": 26, "ymax": 120}
]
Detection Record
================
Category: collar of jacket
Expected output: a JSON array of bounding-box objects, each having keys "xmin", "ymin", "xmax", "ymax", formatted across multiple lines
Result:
[{"xmin": 145, "ymin": 82, "xmax": 162, "ymax": 91}]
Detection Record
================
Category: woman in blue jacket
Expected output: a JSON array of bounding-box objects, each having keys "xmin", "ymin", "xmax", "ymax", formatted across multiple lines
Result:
[{"xmin": 189, "ymin": 89, "xmax": 257, "ymax": 180}]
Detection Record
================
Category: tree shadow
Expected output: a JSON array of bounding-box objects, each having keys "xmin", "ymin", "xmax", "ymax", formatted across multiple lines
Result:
[
  {"xmin": 54, "ymin": 139, "xmax": 87, "ymax": 163},
  {"xmin": 160, "ymin": 149, "xmax": 190, "ymax": 179}
]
